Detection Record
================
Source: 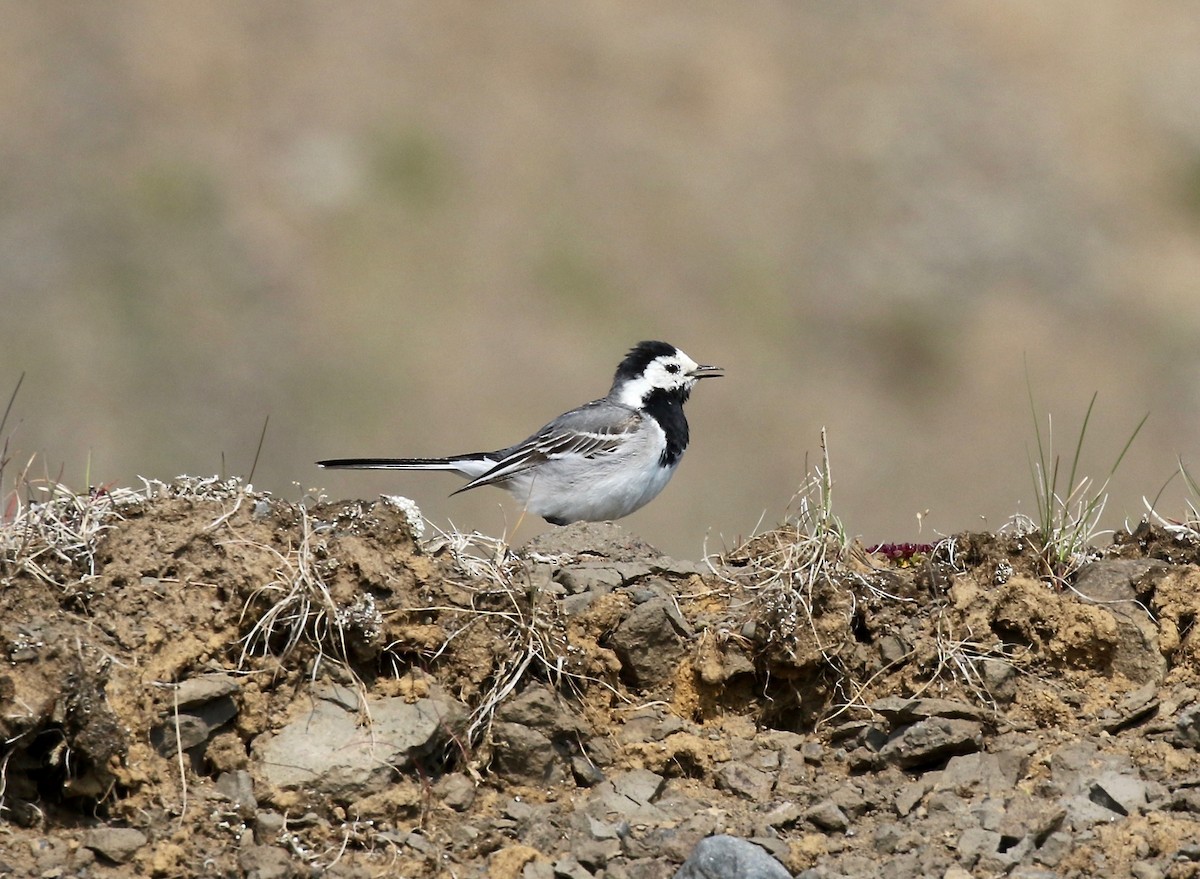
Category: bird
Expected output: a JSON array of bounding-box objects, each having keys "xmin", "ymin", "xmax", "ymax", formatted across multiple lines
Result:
[{"xmin": 318, "ymin": 340, "xmax": 723, "ymax": 525}]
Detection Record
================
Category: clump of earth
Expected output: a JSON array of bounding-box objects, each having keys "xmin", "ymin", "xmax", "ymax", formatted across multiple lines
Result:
[{"xmin": 3, "ymin": 477, "xmax": 1200, "ymax": 878}]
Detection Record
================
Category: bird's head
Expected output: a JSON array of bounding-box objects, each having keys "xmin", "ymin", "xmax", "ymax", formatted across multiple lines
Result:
[{"xmin": 609, "ymin": 340, "xmax": 723, "ymax": 408}]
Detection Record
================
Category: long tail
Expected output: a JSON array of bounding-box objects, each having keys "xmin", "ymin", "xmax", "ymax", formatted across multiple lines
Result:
[
  {"xmin": 319, "ymin": 457, "xmax": 461, "ymax": 470},
  {"xmin": 317, "ymin": 453, "xmax": 497, "ymax": 480}
]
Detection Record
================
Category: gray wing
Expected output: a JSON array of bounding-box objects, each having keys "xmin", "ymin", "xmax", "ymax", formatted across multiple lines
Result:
[{"xmin": 453, "ymin": 400, "xmax": 641, "ymax": 493}]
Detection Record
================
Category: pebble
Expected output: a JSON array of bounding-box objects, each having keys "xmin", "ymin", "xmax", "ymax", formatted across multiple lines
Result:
[
  {"xmin": 807, "ymin": 801, "xmax": 850, "ymax": 833},
  {"xmin": 82, "ymin": 828, "xmax": 148, "ymax": 864}
]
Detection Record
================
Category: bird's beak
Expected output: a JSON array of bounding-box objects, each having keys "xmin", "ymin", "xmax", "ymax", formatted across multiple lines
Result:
[{"xmin": 689, "ymin": 364, "xmax": 724, "ymax": 379}]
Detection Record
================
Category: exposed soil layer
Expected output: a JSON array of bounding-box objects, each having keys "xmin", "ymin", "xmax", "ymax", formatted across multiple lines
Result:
[{"xmin": 3, "ymin": 482, "xmax": 1200, "ymax": 878}]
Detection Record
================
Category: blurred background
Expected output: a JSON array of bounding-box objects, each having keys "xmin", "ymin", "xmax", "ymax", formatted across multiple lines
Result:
[{"xmin": 3, "ymin": 2, "xmax": 1200, "ymax": 558}]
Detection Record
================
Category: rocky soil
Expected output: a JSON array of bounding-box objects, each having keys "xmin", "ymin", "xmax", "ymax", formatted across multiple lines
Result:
[{"xmin": 4, "ymin": 478, "xmax": 1200, "ymax": 878}]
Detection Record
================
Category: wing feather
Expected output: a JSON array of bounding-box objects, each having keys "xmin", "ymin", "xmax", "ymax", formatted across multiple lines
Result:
[{"xmin": 453, "ymin": 402, "xmax": 641, "ymax": 493}]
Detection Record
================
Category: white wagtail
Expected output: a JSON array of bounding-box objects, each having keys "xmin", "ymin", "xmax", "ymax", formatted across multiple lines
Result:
[{"xmin": 318, "ymin": 341, "xmax": 722, "ymax": 524}]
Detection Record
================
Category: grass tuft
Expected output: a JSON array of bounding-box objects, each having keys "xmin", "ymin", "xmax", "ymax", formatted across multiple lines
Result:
[
  {"xmin": 716, "ymin": 430, "xmax": 912, "ymax": 722},
  {"xmin": 1023, "ymin": 377, "xmax": 1147, "ymax": 583},
  {"xmin": 236, "ymin": 500, "xmax": 373, "ymax": 680},
  {"xmin": 418, "ymin": 522, "xmax": 624, "ymax": 750}
]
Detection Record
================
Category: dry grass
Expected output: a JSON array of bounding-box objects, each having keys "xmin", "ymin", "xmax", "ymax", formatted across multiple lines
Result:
[
  {"xmin": 714, "ymin": 431, "xmax": 891, "ymax": 717},
  {"xmin": 711, "ymin": 431, "xmax": 1039, "ymax": 722},
  {"xmin": 416, "ymin": 523, "xmax": 624, "ymax": 751},
  {"xmin": 1, "ymin": 480, "xmax": 131, "ymax": 591},
  {"xmin": 235, "ymin": 499, "xmax": 375, "ymax": 675}
]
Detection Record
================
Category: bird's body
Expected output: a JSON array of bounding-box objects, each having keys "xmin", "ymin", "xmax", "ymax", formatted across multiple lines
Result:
[{"xmin": 318, "ymin": 341, "xmax": 721, "ymax": 524}]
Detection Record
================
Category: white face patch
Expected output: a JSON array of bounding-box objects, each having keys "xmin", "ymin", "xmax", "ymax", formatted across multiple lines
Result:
[{"xmin": 612, "ymin": 350, "xmax": 702, "ymax": 408}]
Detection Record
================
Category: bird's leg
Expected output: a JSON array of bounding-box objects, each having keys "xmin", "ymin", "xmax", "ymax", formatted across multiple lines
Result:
[{"xmin": 508, "ymin": 474, "xmax": 538, "ymax": 543}]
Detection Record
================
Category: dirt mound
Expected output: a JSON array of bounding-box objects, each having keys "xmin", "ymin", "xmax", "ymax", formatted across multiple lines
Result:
[{"xmin": 3, "ymin": 479, "xmax": 1200, "ymax": 877}]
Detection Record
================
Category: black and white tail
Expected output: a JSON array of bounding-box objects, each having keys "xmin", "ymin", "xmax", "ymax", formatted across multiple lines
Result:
[{"xmin": 317, "ymin": 454, "xmax": 497, "ymax": 481}]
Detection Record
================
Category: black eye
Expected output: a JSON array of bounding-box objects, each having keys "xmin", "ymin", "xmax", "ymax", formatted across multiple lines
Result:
[{"xmin": 665, "ymin": 363, "xmax": 681, "ymax": 374}]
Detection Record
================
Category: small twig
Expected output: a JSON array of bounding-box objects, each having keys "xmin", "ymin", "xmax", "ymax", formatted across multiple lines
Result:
[
  {"xmin": 173, "ymin": 685, "xmax": 188, "ymax": 825},
  {"xmin": 247, "ymin": 414, "xmax": 270, "ymax": 487}
]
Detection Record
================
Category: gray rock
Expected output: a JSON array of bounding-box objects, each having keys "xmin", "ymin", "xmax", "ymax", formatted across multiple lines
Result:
[
  {"xmin": 173, "ymin": 673, "xmax": 240, "ymax": 709},
  {"xmin": 894, "ymin": 777, "xmax": 933, "ymax": 816},
  {"xmin": 553, "ymin": 856, "xmax": 595, "ymax": 879},
  {"xmin": 872, "ymin": 822, "xmax": 923, "ymax": 856},
  {"xmin": 831, "ymin": 784, "xmax": 869, "ymax": 818},
  {"xmin": 215, "ymin": 769, "xmax": 257, "ymax": 816},
  {"xmin": 1048, "ymin": 739, "xmax": 1100, "ymax": 775},
  {"xmin": 870, "ymin": 697, "xmax": 985, "ymax": 725},
  {"xmin": 581, "ymin": 814, "xmax": 626, "ymax": 840},
  {"xmin": 523, "ymin": 522, "xmax": 662, "ymax": 562},
  {"xmin": 968, "ymin": 797, "xmax": 1005, "ymax": 832},
  {"xmin": 152, "ymin": 712, "xmax": 210, "ymax": 752},
  {"xmin": 561, "ymin": 590, "xmax": 602, "ymax": 616},
  {"xmin": 255, "ymin": 810, "xmax": 286, "ymax": 844},
  {"xmin": 505, "ymin": 798, "xmax": 536, "ymax": 821},
  {"xmin": 497, "ymin": 684, "xmax": 587, "ymax": 735},
  {"xmin": 237, "ymin": 844, "xmax": 297, "ymax": 879},
  {"xmin": 652, "ymin": 557, "xmax": 710, "ymax": 578},
  {"xmin": 662, "ymin": 598, "xmax": 695, "ymax": 637},
  {"xmin": 31, "ymin": 837, "xmax": 74, "ymax": 873},
  {"xmin": 622, "ymin": 823, "xmax": 703, "ymax": 861},
  {"xmin": 879, "ymin": 718, "xmax": 983, "ymax": 768},
  {"xmin": 312, "ymin": 679, "xmax": 361, "ymax": 712},
  {"xmin": 715, "ymin": 761, "xmax": 774, "ymax": 802},
  {"xmin": 653, "ymin": 788, "xmax": 713, "ymax": 827},
  {"xmin": 1173, "ymin": 703, "xmax": 1200, "ymax": 747},
  {"xmin": 615, "ymin": 562, "xmax": 658, "ymax": 583},
  {"xmin": 985, "ymin": 836, "xmax": 1032, "ymax": 872},
  {"xmin": 571, "ymin": 754, "xmax": 605, "ymax": 786},
  {"xmin": 1088, "ymin": 771, "xmax": 1148, "ymax": 816},
  {"xmin": 82, "ymin": 827, "xmax": 148, "ymax": 864},
  {"xmin": 1073, "ymin": 560, "xmax": 1167, "ymax": 684},
  {"xmin": 573, "ymin": 837, "xmax": 622, "ymax": 870},
  {"xmin": 398, "ymin": 830, "xmax": 438, "ymax": 855},
  {"xmin": 772, "ymin": 751, "xmax": 809, "ymax": 795},
  {"xmin": 608, "ymin": 598, "xmax": 689, "ymax": 688},
  {"xmin": 878, "ymin": 634, "xmax": 908, "ymax": 665},
  {"xmin": 1099, "ymin": 681, "xmax": 1160, "ymax": 733},
  {"xmin": 492, "ymin": 722, "xmax": 562, "ymax": 783},
  {"xmin": 938, "ymin": 751, "xmax": 1021, "ymax": 796},
  {"xmin": 806, "ymin": 800, "xmax": 849, "ymax": 833},
  {"xmin": 434, "ymin": 773, "xmax": 476, "ymax": 811},
  {"xmin": 1033, "ymin": 830, "xmax": 1074, "ymax": 867},
  {"xmin": 612, "ymin": 768, "xmax": 665, "ymax": 805},
  {"xmin": 1131, "ymin": 863, "xmax": 1166, "ymax": 879},
  {"xmin": 583, "ymin": 771, "xmax": 668, "ymax": 825},
  {"xmin": 556, "ymin": 565, "xmax": 625, "ymax": 594},
  {"xmin": 523, "ymin": 860, "xmax": 555, "ymax": 879},
  {"xmin": 255, "ymin": 693, "xmax": 463, "ymax": 799},
  {"xmin": 152, "ymin": 695, "xmax": 238, "ymax": 754},
  {"xmin": 614, "ymin": 858, "xmax": 679, "ymax": 879},
  {"xmin": 747, "ymin": 836, "xmax": 791, "ymax": 863},
  {"xmin": 996, "ymin": 797, "xmax": 1065, "ymax": 845},
  {"xmin": 761, "ymin": 801, "xmax": 804, "ymax": 829},
  {"xmin": 980, "ymin": 658, "xmax": 1019, "ymax": 702},
  {"xmin": 1060, "ymin": 793, "xmax": 1121, "ymax": 830},
  {"xmin": 846, "ymin": 746, "xmax": 880, "ymax": 772},
  {"xmin": 617, "ymin": 710, "xmax": 688, "ymax": 743},
  {"xmin": 956, "ymin": 827, "xmax": 1002, "ymax": 866},
  {"xmin": 1180, "ymin": 841, "xmax": 1200, "ymax": 860},
  {"xmin": 672, "ymin": 835, "xmax": 791, "ymax": 879}
]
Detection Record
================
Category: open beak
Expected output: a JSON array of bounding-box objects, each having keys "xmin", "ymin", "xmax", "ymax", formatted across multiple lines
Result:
[{"xmin": 689, "ymin": 364, "xmax": 724, "ymax": 380}]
